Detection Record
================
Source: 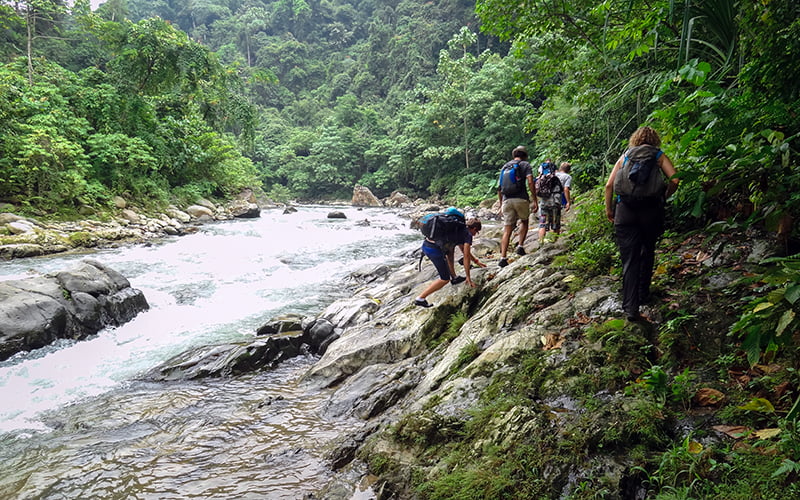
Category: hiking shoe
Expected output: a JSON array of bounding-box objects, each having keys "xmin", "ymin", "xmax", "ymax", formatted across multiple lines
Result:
[
  {"xmin": 414, "ymin": 298, "xmax": 433, "ymax": 308},
  {"xmin": 450, "ymin": 276, "xmax": 466, "ymax": 285},
  {"xmin": 498, "ymin": 258, "xmax": 509, "ymax": 268},
  {"xmin": 516, "ymin": 246, "xmax": 526, "ymax": 256}
]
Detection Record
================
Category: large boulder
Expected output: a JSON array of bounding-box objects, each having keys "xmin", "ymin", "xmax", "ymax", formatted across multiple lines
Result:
[
  {"xmin": 384, "ymin": 191, "xmax": 412, "ymax": 207},
  {"xmin": 352, "ymin": 185, "xmax": 382, "ymax": 207},
  {"xmin": 186, "ymin": 205, "xmax": 214, "ymax": 219},
  {"xmin": 0, "ymin": 259, "xmax": 149, "ymax": 361}
]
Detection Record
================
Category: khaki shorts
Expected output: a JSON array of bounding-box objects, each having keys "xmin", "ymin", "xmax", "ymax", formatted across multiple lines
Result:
[{"xmin": 502, "ymin": 198, "xmax": 531, "ymax": 226}]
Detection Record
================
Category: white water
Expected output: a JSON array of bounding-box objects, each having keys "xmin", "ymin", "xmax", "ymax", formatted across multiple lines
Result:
[{"xmin": 0, "ymin": 206, "xmax": 419, "ymax": 434}]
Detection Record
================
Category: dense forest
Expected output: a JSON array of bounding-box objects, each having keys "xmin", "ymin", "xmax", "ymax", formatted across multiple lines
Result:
[{"xmin": 2, "ymin": 0, "xmax": 798, "ymax": 236}]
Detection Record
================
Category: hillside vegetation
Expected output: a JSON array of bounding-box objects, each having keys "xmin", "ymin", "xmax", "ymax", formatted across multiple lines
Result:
[{"xmin": 1, "ymin": 0, "xmax": 799, "ymax": 497}]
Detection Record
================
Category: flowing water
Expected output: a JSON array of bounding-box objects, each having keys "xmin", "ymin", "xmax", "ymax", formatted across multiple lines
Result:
[{"xmin": 0, "ymin": 206, "xmax": 419, "ymax": 499}]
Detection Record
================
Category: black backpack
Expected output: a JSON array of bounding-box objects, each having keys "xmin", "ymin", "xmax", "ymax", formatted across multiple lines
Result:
[
  {"xmin": 536, "ymin": 171, "xmax": 562, "ymax": 198},
  {"xmin": 498, "ymin": 161, "xmax": 526, "ymax": 196},
  {"xmin": 420, "ymin": 211, "xmax": 466, "ymax": 250},
  {"xmin": 614, "ymin": 144, "xmax": 665, "ymax": 200}
]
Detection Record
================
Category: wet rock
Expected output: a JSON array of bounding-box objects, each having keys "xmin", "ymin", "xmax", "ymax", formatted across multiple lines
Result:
[
  {"xmin": 283, "ymin": 206, "xmax": 298, "ymax": 214},
  {"xmin": 257, "ymin": 314, "xmax": 305, "ymax": 336},
  {"xmin": 0, "ymin": 260, "xmax": 149, "ymax": 361},
  {"xmin": 186, "ymin": 205, "xmax": 214, "ymax": 219},
  {"xmin": 328, "ymin": 211, "xmax": 347, "ymax": 219},
  {"xmin": 144, "ymin": 333, "xmax": 308, "ymax": 381}
]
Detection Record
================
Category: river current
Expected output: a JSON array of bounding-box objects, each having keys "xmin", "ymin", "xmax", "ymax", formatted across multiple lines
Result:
[{"xmin": 0, "ymin": 205, "xmax": 420, "ymax": 499}]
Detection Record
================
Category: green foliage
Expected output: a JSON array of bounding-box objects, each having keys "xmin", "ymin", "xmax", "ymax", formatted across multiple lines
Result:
[
  {"xmin": 565, "ymin": 188, "xmax": 617, "ymax": 277},
  {"xmin": 730, "ymin": 254, "xmax": 800, "ymax": 367}
]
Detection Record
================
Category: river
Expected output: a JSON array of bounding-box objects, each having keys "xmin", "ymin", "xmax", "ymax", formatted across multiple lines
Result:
[{"xmin": 0, "ymin": 205, "xmax": 420, "ymax": 499}]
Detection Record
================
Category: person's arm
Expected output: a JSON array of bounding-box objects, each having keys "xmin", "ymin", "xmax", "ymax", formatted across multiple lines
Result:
[
  {"xmin": 564, "ymin": 186, "xmax": 571, "ymax": 211},
  {"xmin": 527, "ymin": 174, "xmax": 538, "ymax": 211},
  {"xmin": 659, "ymin": 154, "xmax": 679, "ymax": 198},
  {"xmin": 463, "ymin": 242, "xmax": 475, "ymax": 287},
  {"xmin": 604, "ymin": 157, "xmax": 623, "ymax": 222},
  {"xmin": 497, "ymin": 187, "xmax": 503, "ymax": 205}
]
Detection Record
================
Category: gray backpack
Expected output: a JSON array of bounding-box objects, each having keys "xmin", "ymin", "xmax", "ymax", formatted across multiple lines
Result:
[{"xmin": 613, "ymin": 145, "xmax": 666, "ymax": 200}]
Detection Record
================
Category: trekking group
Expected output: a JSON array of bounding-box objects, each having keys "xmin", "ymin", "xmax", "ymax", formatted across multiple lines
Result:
[{"xmin": 415, "ymin": 127, "xmax": 678, "ymax": 322}]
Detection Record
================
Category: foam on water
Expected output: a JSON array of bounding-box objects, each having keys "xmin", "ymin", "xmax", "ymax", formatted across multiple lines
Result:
[{"xmin": 0, "ymin": 206, "xmax": 418, "ymax": 433}]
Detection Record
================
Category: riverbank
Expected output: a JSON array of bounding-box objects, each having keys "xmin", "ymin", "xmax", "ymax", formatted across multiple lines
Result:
[
  {"xmin": 281, "ymin": 203, "xmax": 799, "ymax": 499},
  {"xmin": 0, "ymin": 191, "xmax": 265, "ymax": 260}
]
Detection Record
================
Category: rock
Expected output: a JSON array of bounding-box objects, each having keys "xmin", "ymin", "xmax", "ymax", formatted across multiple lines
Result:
[
  {"xmin": 0, "ymin": 260, "xmax": 149, "ymax": 361},
  {"xmin": 6, "ymin": 221, "xmax": 34, "ymax": 234},
  {"xmin": 384, "ymin": 191, "xmax": 411, "ymax": 207},
  {"xmin": 229, "ymin": 199, "xmax": 261, "ymax": 218},
  {"xmin": 257, "ymin": 314, "xmax": 305, "ymax": 336},
  {"xmin": 120, "ymin": 209, "xmax": 140, "ymax": 224},
  {"xmin": 166, "ymin": 206, "xmax": 192, "ymax": 223},
  {"xmin": 283, "ymin": 206, "xmax": 298, "ymax": 214},
  {"xmin": 305, "ymin": 318, "xmax": 338, "ymax": 354},
  {"xmin": 186, "ymin": 205, "xmax": 214, "ymax": 219},
  {"xmin": 328, "ymin": 211, "xmax": 347, "ymax": 219},
  {"xmin": 352, "ymin": 185, "xmax": 382, "ymax": 207},
  {"xmin": 0, "ymin": 243, "xmax": 46, "ymax": 259},
  {"xmin": 143, "ymin": 333, "xmax": 307, "ymax": 381},
  {"xmin": 0, "ymin": 213, "xmax": 25, "ymax": 224},
  {"xmin": 112, "ymin": 196, "xmax": 127, "ymax": 209},
  {"xmin": 196, "ymin": 198, "xmax": 217, "ymax": 211}
]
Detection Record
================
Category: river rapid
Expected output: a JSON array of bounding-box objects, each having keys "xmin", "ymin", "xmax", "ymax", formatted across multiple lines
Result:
[{"xmin": 0, "ymin": 205, "xmax": 420, "ymax": 499}]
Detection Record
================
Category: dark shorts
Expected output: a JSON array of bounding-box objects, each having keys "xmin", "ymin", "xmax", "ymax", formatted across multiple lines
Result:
[{"xmin": 422, "ymin": 240, "xmax": 452, "ymax": 281}]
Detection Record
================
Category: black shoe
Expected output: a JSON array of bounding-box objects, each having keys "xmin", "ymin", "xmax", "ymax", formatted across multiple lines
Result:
[
  {"xmin": 414, "ymin": 298, "xmax": 433, "ymax": 308},
  {"xmin": 499, "ymin": 258, "xmax": 509, "ymax": 268},
  {"xmin": 516, "ymin": 246, "xmax": 526, "ymax": 256},
  {"xmin": 450, "ymin": 276, "xmax": 466, "ymax": 285}
]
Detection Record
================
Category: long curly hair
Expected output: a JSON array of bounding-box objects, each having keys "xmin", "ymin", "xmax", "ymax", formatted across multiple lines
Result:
[{"xmin": 628, "ymin": 126, "xmax": 661, "ymax": 148}]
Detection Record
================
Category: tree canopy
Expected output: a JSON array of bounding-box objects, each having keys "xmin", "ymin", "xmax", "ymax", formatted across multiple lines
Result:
[{"xmin": 0, "ymin": 0, "xmax": 797, "ymax": 240}]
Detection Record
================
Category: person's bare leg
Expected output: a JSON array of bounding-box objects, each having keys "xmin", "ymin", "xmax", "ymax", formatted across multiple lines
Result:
[
  {"xmin": 518, "ymin": 220, "xmax": 529, "ymax": 249},
  {"xmin": 419, "ymin": 279, "xmax": 448, "ymax": 299},
  {"xmin": 500, "ymin": 225, "xmax": 513, "ymax": 259}
]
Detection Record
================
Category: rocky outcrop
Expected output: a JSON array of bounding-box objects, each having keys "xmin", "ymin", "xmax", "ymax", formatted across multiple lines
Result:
[
  {"xmin": 0, "ymin": 260, "xmax": 149, "ymax": 361},
  {"xmin": 143, "ymin": 315, "xmax": 341, "ymax": 381},
  {"xmin": 352, "ymin": 185, "xmax": 382, "ymax": 207}
]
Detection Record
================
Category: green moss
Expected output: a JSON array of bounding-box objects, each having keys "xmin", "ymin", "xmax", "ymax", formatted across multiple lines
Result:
[
  {"xmin": 449, "ymin": 341, "xmax": 480, "ymax": 376},
  {"xmin": 67, "ymin": 231, "xmax": 96, "ymax": 248}
]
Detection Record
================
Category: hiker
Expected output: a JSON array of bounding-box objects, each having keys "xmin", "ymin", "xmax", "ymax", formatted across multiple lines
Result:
[
  {"xmin": 536, "ymin": 159, "xmax": 564, "ymax": 243},
  {"xmin": 604, "ymin": 126, "xmax": 679, "ymax": 321},
  {"xmin": 415, "ymin": 216, "xmax": 484, "ymax": 308},
  {"xmin": 539, "ymin": 158, "xmax": 556, "ymax": 175},
  {"xmin": 557, "ymin": 162, "xmax": 573, "ymax": 211},
  {"xmin": 497, "ymin": 146, "xmax": 537, "ymax": 268}
]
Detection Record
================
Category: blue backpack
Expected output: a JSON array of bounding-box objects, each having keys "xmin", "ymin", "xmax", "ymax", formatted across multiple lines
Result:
[{"xmin": 499, "ymin": 161, "xmax": 525, "ymax": 196}]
